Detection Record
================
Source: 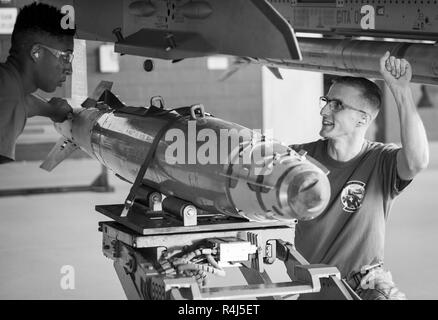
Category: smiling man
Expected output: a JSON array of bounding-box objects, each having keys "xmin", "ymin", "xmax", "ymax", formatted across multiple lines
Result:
[
  {"xmin": 291, "ymin": 52, "xmax": 429, "ymax": 300},
  {"xmin": 0, "ymin": 2, "xmax": 75, "ymax": 164}
]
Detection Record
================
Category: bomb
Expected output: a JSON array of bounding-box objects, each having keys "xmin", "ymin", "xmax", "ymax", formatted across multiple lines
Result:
[{"xmin": 42, "ymin": 82, "xmax": 330, "ymax": 221}]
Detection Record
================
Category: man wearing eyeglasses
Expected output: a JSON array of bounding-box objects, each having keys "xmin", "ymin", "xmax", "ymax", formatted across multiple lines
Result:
[
  {"xmin": 291, "ymin": 52, "xmax": 429, "ymax": 300},
  {"xmin": 0, "ymin": 2, "xmax": 75, "ymax": 164}
]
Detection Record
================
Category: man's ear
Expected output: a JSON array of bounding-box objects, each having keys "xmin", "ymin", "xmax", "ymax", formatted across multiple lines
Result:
[{"xmin": 30, "ymin": 44, "xmax": 40, "ymax": 62}]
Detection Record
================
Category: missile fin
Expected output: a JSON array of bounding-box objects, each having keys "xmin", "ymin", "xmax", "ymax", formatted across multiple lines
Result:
[
  {"xmin": 90, "ymin": 81, "xmax": 114, "ymax": 100},
  {"xmin": 249, "ymin": 0, "xmax": 302, "ymax": 60},
  {"xmin": 219, "ymin": 57, "xmax": 251, "ymax": 81},
  {"xmin": 219, "ymin": 65, "xmax": 241, "ymax": 82},
  {"xmin": 98, "ymin": 90, "xmax": 126, "ymax": 110},
  {"xmin": 81, "ymin": 98, "xmax": 97, "ymax": 109},
  {"xmin": 112, "ymin": 1, "xmax": 300, "ymax": 60},
  {"xmin": 40, "ymin": 138, "xmax": 79, "ymax": 172},
  {"xmin": 267, "ymin": 66, "xmax": 283, "ymax": 80},
  {"xmin": 81, "ymin": 81, "xmax": 115, "ymax": 109}
]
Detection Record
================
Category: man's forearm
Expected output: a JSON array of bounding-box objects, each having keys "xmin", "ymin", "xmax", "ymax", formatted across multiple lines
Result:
[
  {"xmin": 26, "ymin": 95, "xmax": 55, "ymax": 118},
  {"xmin": 26, "ymin": 95, "xmax": 72, "ymax": 122},
  {"xmin": 391, "ymin": 85, "xmax": 429, "ymax": 178}
]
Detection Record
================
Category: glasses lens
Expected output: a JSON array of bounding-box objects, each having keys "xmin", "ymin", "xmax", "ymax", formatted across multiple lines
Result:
[
  {"xmin": 60, "ymin": 53, "xmax": 73, "ymax": 64},
  {"xmin": 331, "ymin": 100, "xmax": 343, "ymax": 111},
  {"xmin": 319, "ymin": 97, "xmax": 345, "ymax": 112},
  {"xmin": 319, "ymin": 96, "xmax": 328, "ymax": 109}
]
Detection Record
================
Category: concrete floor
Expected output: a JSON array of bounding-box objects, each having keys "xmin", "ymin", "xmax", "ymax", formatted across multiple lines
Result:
[
  {"xmin": 0, "ymin": 148, "xmax": 437, "ymax": 300},
  {"xmin": 0, "ymin": 159, "xmax": 127, "ymax": 299}
]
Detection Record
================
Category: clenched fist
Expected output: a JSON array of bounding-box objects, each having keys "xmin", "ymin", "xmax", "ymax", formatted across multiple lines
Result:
[
  {"xmin": 48, "ymin": 97, "xmax": 73, "ymax": 122},
  {"xmin": 379, "ymin": 51, "xmax": 412, "ymax": 89}
]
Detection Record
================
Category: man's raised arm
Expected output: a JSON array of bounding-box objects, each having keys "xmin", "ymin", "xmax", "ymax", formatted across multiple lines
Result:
[{"xmin": 379, "ymin": 51, "xmax": 429, "ymax": 180}]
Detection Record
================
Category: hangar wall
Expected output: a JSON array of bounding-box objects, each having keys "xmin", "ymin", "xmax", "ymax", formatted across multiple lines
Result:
[
  {"xmin": 85, "ymin": 41, "xmax": 264, "ymax": 131},
  {"xmin": 384, "ymin": 85, "xmax": 438, "ymax": 143}
]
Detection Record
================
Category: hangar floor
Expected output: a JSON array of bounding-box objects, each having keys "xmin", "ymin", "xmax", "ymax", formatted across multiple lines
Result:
[{"xmin": 0, "ymin": 143, "xmax": 437, "ymax": 300}]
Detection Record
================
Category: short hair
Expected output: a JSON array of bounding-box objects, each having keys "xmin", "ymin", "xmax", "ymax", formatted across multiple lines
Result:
[
  {"xmin": 331, "ymin": 76, "xmax": 382, "ymax": 112},
  {"xmin": 10, "ymin": 2, "xmax": 75, "ymax": 55}
]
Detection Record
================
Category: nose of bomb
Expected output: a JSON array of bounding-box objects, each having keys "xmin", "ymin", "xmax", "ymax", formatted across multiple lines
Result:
[
  {"xmin": 226, "ymin": 144, "xmax": 331, "ymax": 223},
  {"xmin": 282, "ymin": 163, "xmax": 331, "ymax": 221}
]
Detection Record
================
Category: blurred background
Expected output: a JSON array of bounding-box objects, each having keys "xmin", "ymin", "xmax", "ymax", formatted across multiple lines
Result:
[{"xmin": 1, "ymin": 0, "xmax": 438, "ymax": 300}]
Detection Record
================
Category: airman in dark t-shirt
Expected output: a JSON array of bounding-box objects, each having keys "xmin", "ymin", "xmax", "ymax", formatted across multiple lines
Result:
[
  {"xmin": 0, "ymin": 3, "xmax": 74, "ymax": 163},
  {"xmin": 291, "ymin": 139, "xmax": 411, "ymax": 299},
  {"xmin": 289, "ymin": 52, "xmax": 429, "ymax": 300}
]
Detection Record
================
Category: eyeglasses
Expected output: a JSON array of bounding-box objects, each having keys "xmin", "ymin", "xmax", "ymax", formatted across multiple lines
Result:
[
  {"xmin": 319, "ymin": 96, "xmax": 370, "ymax": 118},
  {"xmin": 39, "ymin": 44, "xmax": 74, "ymax": 64}
]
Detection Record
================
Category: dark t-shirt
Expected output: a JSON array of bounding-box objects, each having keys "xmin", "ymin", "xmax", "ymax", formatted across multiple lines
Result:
[
  {"xmin": 291, "ymin": 139, "xmax": 411, "ymax": 281},
  {"xmin": 0, "ymin": 60, "xmax": 28, "ymax": 161}
]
